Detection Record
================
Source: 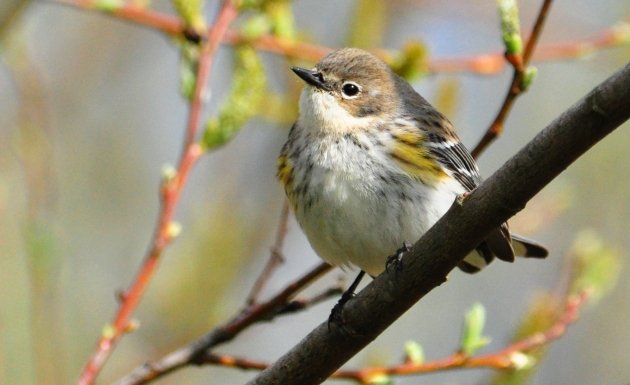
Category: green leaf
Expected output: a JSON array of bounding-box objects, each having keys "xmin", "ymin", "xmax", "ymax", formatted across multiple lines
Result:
[
  {"xmin": 460, "ymin": 303, "xmax": 491, "ymax": 355},
  {"xmin": 497, "ymin": 0, "xmax": 523, "ymax": 55}
]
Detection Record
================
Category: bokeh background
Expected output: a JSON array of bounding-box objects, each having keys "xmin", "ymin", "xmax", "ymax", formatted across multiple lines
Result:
[{"xmin": 0, "ymin": 1, "xmax": 629, "ymax": 384}]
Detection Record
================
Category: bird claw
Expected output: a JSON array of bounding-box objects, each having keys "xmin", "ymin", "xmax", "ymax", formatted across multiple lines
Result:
[
  {"xmin": 386, "ymin": 241, "xmax": 411, "ymax": 273},
  {"xmin": 328, "ymin": 289, "xmax": 355, "ymax": 334}
]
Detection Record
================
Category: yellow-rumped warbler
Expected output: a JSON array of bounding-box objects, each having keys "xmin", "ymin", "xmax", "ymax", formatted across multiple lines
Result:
[{"xmin": 278, "ymin": 48, "xmax": 547, "ymax": 282}]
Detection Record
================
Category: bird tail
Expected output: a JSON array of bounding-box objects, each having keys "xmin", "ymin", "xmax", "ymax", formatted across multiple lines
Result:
[{"xmin": 457, "ymin": 226, "xmax": 548, "ymax": 273}]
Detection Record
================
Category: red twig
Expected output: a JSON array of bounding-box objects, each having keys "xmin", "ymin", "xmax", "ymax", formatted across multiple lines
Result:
[
  {"xmin": 54, "ymin": 0, "xmax": 183, "ymax": 35},
  {"xmin": 74, "ymin": 2, "xmax": 238, "ymax": 385},
  {"xmin": 199, "ymin": 291, "xmax": 589, "ymax": 383},
  {"xmin": 53, "ymin": 0, "xmax": 626, "ymax": 76},
  {"xmin": 471, "ymin": 0, "xmax": 554, "ymax": 159}
]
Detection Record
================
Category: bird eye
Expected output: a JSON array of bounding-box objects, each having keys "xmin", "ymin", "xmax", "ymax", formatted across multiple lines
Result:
[{"xmin": 341, "ymin": 82, "xmax": 361, "ymax": 98}]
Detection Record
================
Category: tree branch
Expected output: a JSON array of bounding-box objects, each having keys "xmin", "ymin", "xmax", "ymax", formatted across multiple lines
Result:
[{"xmin": 246, "ymin": 63, "xmax": 630, "ymax": 385}]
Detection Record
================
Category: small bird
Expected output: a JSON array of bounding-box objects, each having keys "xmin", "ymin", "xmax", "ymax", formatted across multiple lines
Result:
[{"xmin": 278, "ymin": 48, "xmax": 547, "ymax": 291}]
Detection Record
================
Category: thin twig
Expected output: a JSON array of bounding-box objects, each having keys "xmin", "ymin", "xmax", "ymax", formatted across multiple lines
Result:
[
  {"xmin": 74, "ymin": 2, "xmax": 238, "ymax": 385},
  {"xmin": 471, "ymin": 0, "xmax": 554, "ymax": 159},
  {"xmin": 246, "ymin": 201, "xmax": 290, "ymax": 305},
  {"xmin": 278, "ymin": 285, "xmax": 345, "ymax": 315},
  {"xmin": 113, "ymin": 262, "xmax": 332, "ymax": 385}
]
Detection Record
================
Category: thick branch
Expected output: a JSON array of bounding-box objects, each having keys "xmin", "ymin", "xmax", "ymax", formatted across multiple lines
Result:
[{"xmin": 247, "ymin": 64, "xmax": 630, "ymax": 385}]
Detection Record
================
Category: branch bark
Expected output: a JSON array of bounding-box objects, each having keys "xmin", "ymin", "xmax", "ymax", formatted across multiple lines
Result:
[{"xmin": 247, "ymin": 63, "xmax": 630, "ymax": 385}]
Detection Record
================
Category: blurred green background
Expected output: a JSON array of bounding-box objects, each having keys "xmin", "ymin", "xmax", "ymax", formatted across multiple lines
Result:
[{"xmin": 0, "ymin": 1, "xmax": 628, "ymax": 384}]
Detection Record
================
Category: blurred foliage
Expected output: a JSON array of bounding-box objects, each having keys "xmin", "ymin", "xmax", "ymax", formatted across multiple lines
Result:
[
  {"xmin": 568, "ymin": 230, "xmax": 621, "ymax": 302},
  {"xmin": 434, "ymin": 78, "xmax": 460, "ymax": 120},
  {"xmin": 490, "ymin": 230, "xmax": 621, "ymax": 385},
  {"xmin": 238, "ymin": 0, "xmax": 296, "ymax": 39},
  {"xmin": 171, "ymin": 0, "xmax": 206, "ymax": 31},
  {"xmin": 202, "ymin": 46, "xmax": 266, "ymax": 149},
  {"xmin": 489, "ymin": 293, "xmax": 559, "ymax": 385},
  {"xmin": 2, "ymin": 17, "xmax": 62, "ymax": 385},
  {"xmin": 389, "ymin": 41, "xmax": 429, "ymax": 81},
  {"xmin": 347, "ymin": 0, "xmax": 389, "ymax": 49},
  {"xmin": 149, "ymin": 193, "xmax": 272, "ymax": 343},
  {"xmin": 178, "ymin": 41, "xmax": 200, "ymax": 101}
]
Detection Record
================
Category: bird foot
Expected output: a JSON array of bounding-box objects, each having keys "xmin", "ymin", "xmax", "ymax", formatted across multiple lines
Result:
[{"xmin": 386, "ymin": 241, "xmax": 411, "ymax": 273}]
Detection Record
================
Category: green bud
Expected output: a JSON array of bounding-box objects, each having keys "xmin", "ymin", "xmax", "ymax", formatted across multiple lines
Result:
[
  {"xmin": 460, "ymin": 302, "xmax": 491, "ymax": 355},
  {"xmin": 404, "ymin": 340, "xmax": 425, "ymax": 365},
  {"xmin": 521, "ymin": 66, "xmax": 538, "ymax": 90},
  {"xmin": 94, "ymin": 0, "xmax": 123, "ymax": 12},
  {"xmin": 366, "ymin": 373, "xmax": 394, "ymax": 385},
  {"xmin": 161, "ymin": 164, "xmax": 177, "ymax": 183},
  {"xmin": 166, "ymin": 222, "xmax": 182, "ymax": 239},
  {"xmin": 102, "ymin": 324, "xmax": 115, "ymax": 339},
  {"xmin": 509, "ymin": 352, "xmax": 535, "ymax": 370},
  {"xmin": 497, "ymin": 0, "xmax": 523, "ymax": 55}
]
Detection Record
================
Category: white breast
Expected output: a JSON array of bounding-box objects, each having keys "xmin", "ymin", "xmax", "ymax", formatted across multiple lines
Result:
[{"xmin": 292, "ymin": 129, "xmax": 464, "ymax": 276}]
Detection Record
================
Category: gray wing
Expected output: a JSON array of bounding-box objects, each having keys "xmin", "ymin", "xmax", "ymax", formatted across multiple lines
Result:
[{"xmin": 425, "ymin": 132, "xmax": 482, "ymax": 191}]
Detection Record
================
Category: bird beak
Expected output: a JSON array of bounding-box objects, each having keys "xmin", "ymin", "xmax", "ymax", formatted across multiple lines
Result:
[{"xmin": 291, "ymin": 67, "xmax": 329, "ymax": 90}]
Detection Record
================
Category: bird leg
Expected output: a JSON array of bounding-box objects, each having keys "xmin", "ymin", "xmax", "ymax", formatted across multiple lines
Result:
[{"xmin": 328, "ymin": 270, "xmax": 366, "ymax": 329}]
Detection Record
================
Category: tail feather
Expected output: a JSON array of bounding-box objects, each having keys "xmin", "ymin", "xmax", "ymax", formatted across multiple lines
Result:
[
  {"xmin": 511, "ymin": 233, "xmax": 548, "ymax": 258},
  {"xmin": 484, "ymin": 224, "xmax": 515, "ymax": 262},
  {"xmin": 458, "ymin": 227, "xmax": 548, "ymax": 274}
]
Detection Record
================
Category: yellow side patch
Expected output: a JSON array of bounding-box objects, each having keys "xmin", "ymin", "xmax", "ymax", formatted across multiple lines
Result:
[
  {"xmin": 390, "ymin": 139, "xmax": 447, "ymax": 184},
  {"xmin": 277, "ymin": 154, "xmax": 294, "ymax": 187},
  {"xmin": 394, "ymin": 130, "xmax": 424, "ymax": 146}
]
